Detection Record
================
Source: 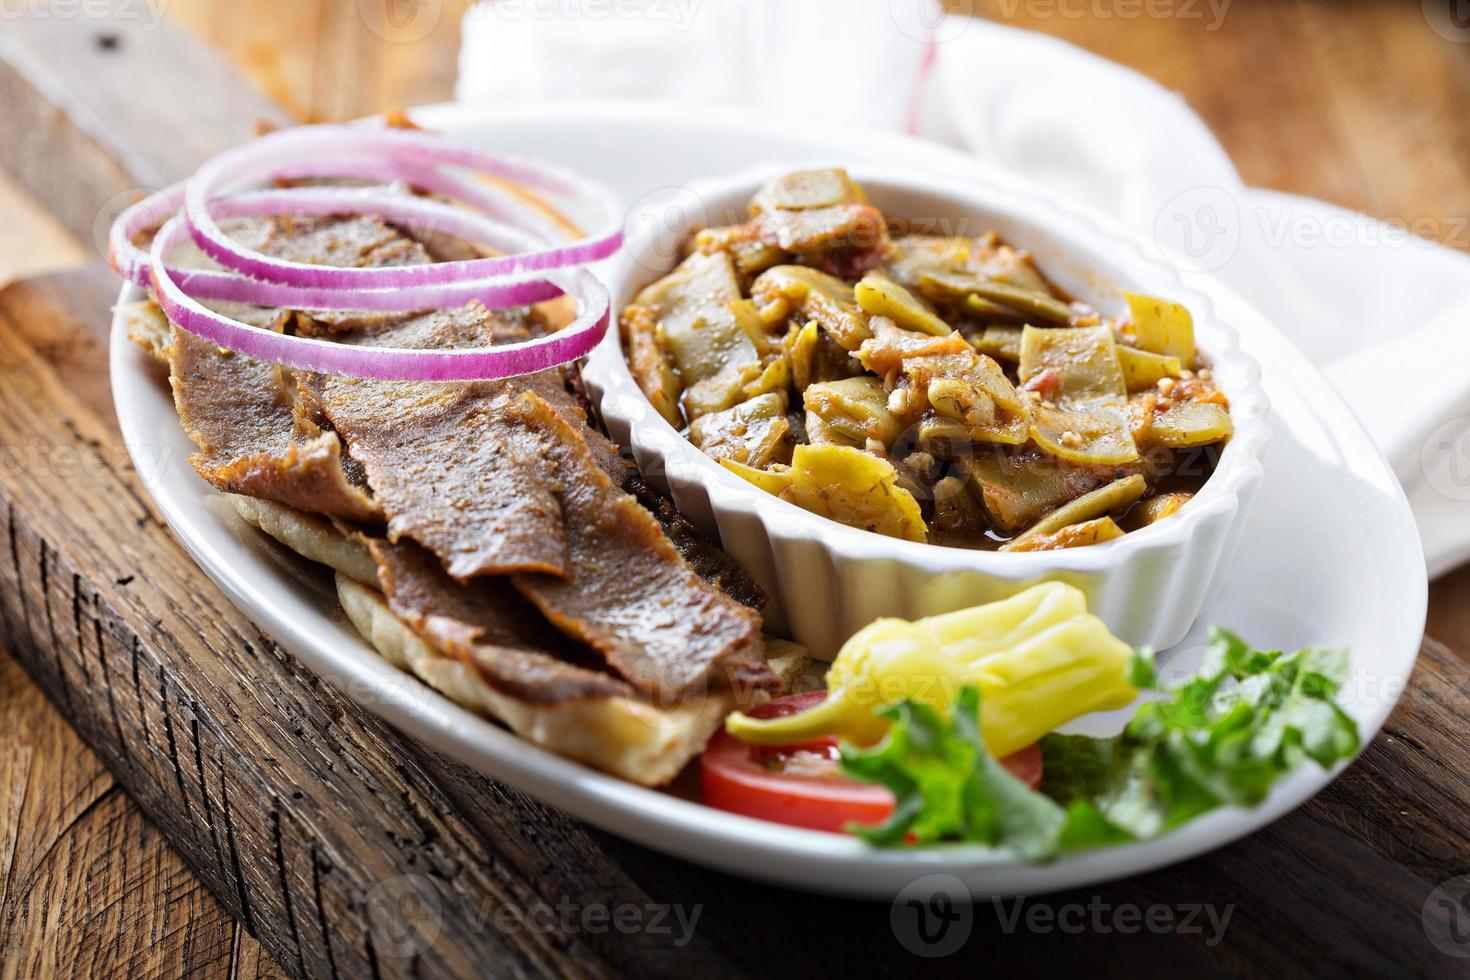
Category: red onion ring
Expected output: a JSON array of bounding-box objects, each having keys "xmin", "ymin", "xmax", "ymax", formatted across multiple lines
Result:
[
  {"xmin": 110, "ymin": 123, "xmax": 624, "ymax": 381},
  {"xmin": 149, "ymin": 214, "xmax": 610, "ymax": 382},
  {"xmin": 185, "ymin": 126, "xmax": 622, "ymax": 288},
  {"xmin": 112, "ymin": 183, "xmax": 565, "ymax": 311},
  {"xmin": 109, "ymin": 150, "xmax": 571, "ymax": 295}
]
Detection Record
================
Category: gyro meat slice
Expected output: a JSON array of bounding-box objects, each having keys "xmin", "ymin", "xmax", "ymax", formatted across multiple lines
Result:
[
  {"xmin": 305, "ymin": 375, "xmax": 572, "ymax": 580},
  {"xmin": 168, "ymin": 323, "xmax": 382, "ymax": 523},
  {"xmin": 623, "ymin": 473, "xmax": 767, "ymax": 610},
  {"xmin": 159, "ymin": 213, "xmax": 456, "ymax": 524},
  {"xmin": 366, "ymin": 536, "xmax": 633, "ymax": 704},
  {"xmin": 507, "ymin": 392, "xmax": 774, "ymax": 699}
]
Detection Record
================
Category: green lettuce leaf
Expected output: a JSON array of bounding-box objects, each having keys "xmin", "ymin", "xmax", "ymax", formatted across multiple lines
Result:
[
  {"xmin": 839, "ymin": 626, "xmax": 1361, "ymax": 858},
  {"xmin": 839, "ymin": 687, "xmax": 1066, "ymax": 857}
]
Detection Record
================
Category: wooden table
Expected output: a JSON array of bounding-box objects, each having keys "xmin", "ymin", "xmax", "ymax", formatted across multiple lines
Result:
[{"xmin": 2, "ymin": 4, "xmax": 1469, "ymax": 977}]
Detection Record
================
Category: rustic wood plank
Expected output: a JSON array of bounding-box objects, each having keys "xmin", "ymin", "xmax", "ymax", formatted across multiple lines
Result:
[
  {"xmin": 0, "ymin": 264, "xmax": 734, "ymax": 978},
  {"xmin": 971, "ymin": 0, "xmax": 1470, "ymax": 250},
  {"xmin": 0, "ymin": 172, "xmax": 90, "ymax": 285},
  {"xmin": 0, "ymin": 9, "xmax": 291, "ymax": 246},
  {"xmin": 0, "ymin": 643, "xmax": 244, "ymax": 979},
  {"xmin": 5, "ymin": 263, "xmax": 1470, "ymax": 980},
  {"xmin": 1428, "ymin": 564, "xmax": 1470, "ymax": 661}
]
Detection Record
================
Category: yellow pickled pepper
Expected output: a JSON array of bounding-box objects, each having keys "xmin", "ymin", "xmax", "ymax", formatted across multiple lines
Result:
[{"xmin": 725, "ymin": 582, "xmax": 1139, "ymax": 758}]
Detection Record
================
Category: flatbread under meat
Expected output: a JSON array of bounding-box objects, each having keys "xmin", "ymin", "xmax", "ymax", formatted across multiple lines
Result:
[
  {"xmin": 338, "ymin": 574, "xmax": 764, "ymax": 786},
  {"xmin": 227, "ymin": 493, "xmax": 380, "ymax": 587},
  {"xmin": 228, "ymin": 492, "xmax": 807, "ymax": 784}
]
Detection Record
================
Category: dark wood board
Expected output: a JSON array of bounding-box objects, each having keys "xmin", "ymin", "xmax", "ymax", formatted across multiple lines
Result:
[
  {"xmin": 0, "ymin": 8, "xmax": 290, "ymax": 248},
  {"xmin": 3, "ymin": 260, "xmax": 1469, "ymax": 980},
  {"xmin": 3, "ymin": 6, "xmax": 1470, "ymax": 978}
]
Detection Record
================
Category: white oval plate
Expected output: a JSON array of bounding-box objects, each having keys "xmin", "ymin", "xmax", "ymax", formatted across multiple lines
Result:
[{"xmin": 112, "ymin": 101, "xmax": 1426, "ymax": 899}]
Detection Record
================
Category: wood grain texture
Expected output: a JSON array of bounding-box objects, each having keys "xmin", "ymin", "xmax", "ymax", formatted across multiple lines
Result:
[
  {"xmin": 164, "ymin": 0, "xmax": 476, "ymax": 123},
  {"xmin": 0, "ymin": 645, "xmax": 251, "ymax": 980},
  {"xmin": 3, "ymin": 4, "xmax": 1470, "ymax": 978},
  {"xmin": 4, "ymin": 259, "xmax": 1470, "ymax": 979},
  {"xmin": 0, "ymin": 270, "xmax": 291, "ymax": 977},
  {"xmin": 0, "ymin": 6, "xmax": 290, "ymax": 248},
  {"xmin": 971, "ymin": 0, "xmax": 1470, "ymax": 250},
  {"xmin": 0, "ymin": 173, "xmax": 90, "ymax": 284}
]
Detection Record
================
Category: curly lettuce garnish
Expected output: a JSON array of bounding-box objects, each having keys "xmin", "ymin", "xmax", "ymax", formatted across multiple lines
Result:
[{"xmin": 838, "ymin": 626, "xmax": 1360, "ymax": 857}]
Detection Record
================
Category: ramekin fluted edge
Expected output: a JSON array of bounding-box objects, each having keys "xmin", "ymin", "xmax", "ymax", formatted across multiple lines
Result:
[{"xmin": 584, "ymin": 165, "xmax": 1270, "ymax": 659}]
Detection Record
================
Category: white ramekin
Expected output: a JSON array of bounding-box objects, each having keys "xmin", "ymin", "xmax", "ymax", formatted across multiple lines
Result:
[{"xmin": 584, "ymin": 165, "xmax": 1270, "ymax": 659}]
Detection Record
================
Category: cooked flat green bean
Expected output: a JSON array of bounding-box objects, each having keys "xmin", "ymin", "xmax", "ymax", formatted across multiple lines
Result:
[
  {"xmin": 966, "ymin": 283, "xmax": 1078, "ymax": 327},
  {"xmin": 1001, "ymin": 475, "xmax": 1146, "ymax": 550}
]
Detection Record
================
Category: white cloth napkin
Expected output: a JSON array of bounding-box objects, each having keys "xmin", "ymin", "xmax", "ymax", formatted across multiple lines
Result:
[{"xmin": 458, "ymin": 0, "xmax": 1470, "ymax": 577}]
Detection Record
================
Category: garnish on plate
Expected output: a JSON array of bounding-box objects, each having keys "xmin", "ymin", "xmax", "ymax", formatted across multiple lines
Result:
[
  {"xmin": 711, "ymin": 583, "xmax": 1359, "ymax": 858},
  {"xmin": 724, "ymin": 582, "xmax": 1139, "ymax": 756},
  {"xmin": 838, "ymin": 628, "xmax": 1358, "ymax": 856}
]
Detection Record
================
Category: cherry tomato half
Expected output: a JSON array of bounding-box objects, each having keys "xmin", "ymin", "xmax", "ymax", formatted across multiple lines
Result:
[{"xmin": 702, "ymin": 692, "xmax": 1043, "ymax": 834}]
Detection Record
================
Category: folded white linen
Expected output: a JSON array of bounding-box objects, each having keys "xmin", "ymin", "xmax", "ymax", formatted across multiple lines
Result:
[{"xmin": 458, "ymin": 1, "xmax": 1470, "ymax": 575}]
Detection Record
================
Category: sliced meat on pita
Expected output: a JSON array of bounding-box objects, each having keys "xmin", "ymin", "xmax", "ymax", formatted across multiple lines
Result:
[
  {"xmin": 298, "ymin": 303, "xmax": 625, "ymax": 579},
  {"xmin": 156, "ymin": 214, "xmax": 460, "ymax": 521},
  {"xmin": 228, "ymin": 491, "xmax": 809, "ymax": 785},
  {"xmin": 313, "ymin": 373, "xmax": 772, "ymax": 697},
  {"xmin": 336, "ymin": 574, "xmax": 744, "ymax": 786},
  {"xmin": 305, "ymin": 374, "xmax": 572, "ymax": 579},
  {"xmin": 365, "ymin": 536, "xmax": 633, "ymax": 703},
  {"xmin": 624, "ymin": 473, "xmax": 765, "ymax": 610},
  {"xmin": 168, "ymin": 325, "xmax": 382, "ymax": 522},
  {"xmin": 326, "ymin": 303, "xmax": 628, "ymax": 482},
  {"xmin": 504, "ymin": 392, "xmax": 776, "ymax": 698},
  {"xmin": 295, "ymin": 301, "xmax": 539, "ymax": 343}
]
